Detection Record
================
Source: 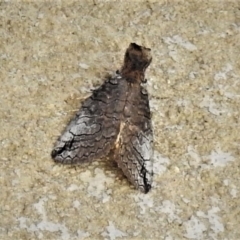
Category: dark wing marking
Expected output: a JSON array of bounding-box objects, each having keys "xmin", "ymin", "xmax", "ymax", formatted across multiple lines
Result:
[
  {"xmin": 52, "ymin": 76, "xmax": 127, "ymax": 164},
  {"xmin": 113, "ymin": 85, "xmax": 153, "ymax": 193}
]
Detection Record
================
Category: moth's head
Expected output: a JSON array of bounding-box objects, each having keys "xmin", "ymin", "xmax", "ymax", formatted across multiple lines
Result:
[{"xmin": 123, "ymin": 43, "xmax": 152, "ymax": 72}]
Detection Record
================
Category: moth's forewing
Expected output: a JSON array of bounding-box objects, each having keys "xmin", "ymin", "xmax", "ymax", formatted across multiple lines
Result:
[
  {"xmin": 52, "ymin": 77, "xmax": 126, "ymax": 164},
  {"xmin": 113, "ymin": 83, "xmax": 153, "ymax": 193}
]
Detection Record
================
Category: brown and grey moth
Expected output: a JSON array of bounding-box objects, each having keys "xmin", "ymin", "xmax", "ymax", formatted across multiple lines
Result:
[{"xmin": 51, "ymin": 43, "xmax": 153, "ymax": 193}]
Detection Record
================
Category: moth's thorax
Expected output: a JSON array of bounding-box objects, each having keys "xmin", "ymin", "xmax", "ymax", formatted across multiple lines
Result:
[{"xmin": 121, "ymin": 70, "xmax": 145, "ymax": 83}]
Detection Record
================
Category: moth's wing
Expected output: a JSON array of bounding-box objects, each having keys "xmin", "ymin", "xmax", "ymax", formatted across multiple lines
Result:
[
  {"xmin": 113, "ymin": 86, "xmax": 153, "ymax": 193},
  {"xmin": 52, "ymin": 77, "xmax": 126, "ymax": 164}
]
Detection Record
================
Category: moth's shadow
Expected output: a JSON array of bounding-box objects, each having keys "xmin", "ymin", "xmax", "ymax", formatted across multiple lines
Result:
[{"xmin": 99, "ymin": 149, "xmax": 129, "ymax": 183}]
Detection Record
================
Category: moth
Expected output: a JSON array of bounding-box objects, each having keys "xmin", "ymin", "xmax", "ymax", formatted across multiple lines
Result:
[{"xmin": 52, "ymin": 43, "xmax": 153, "ymax": 193}]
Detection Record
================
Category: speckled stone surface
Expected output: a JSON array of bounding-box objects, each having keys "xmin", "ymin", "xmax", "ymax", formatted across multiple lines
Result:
[{"xmin": 1, "ymin": 1, "xmax": 240, "ymax": 239}]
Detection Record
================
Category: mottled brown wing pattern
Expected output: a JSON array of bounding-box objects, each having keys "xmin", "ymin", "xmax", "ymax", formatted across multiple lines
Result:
[
  {"xmin": 52, "ymin": 75, "xmax": 127, "ymax": 164},
  {"xmin": 113, "ymin": 84, "xmax": 153, "ymax": 193},
  {"xmin": 52, "ymin": 43, "xmax": 153, "ymax": 193}
]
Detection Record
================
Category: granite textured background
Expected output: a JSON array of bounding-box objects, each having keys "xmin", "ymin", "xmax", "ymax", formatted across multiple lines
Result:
[{"xmin": 0, "ymin": 1, "xmax": 240, "ymax": 239}]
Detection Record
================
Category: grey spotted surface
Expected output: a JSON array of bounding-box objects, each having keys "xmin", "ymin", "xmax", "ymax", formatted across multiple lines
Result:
[{"xmin": 52, "ymin": 43, "xmax": 153, "ymax": 193}]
